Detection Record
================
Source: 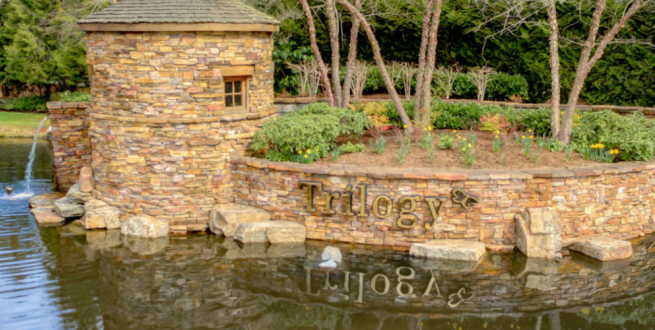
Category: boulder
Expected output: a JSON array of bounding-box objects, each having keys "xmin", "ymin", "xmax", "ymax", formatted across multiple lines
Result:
[
  {"xmin": 321, "ymin": 246, "xmax": 343, "ymax": 263},
  {"xmin": 54, "ymin": 198, "xmax": 85, "ymax": 218},
  {"xmin": 79, "ymin": 166, "xmax": 94, "ymax": 192},
  {"xmin": 409, "ymin": 239, "xmax": 486, "ymax": 262},
  {"xmin": 233, "ymin": 221, "xmax": 306, "ymax": 244},
  {"xmin": 32, "ymin": 207, "xmax": 66, "ymax": 225},
  {"xmin": 515, "ymin": 208, "xmax": 562, "ymax": 260},
  {"xmin": 208, "ymin": 203, "xmax": 271, "ymax": 237},
  {"xmin": 569, "ymin": 237, "xmax": 633, "ymax": 261},
  {"xmin": 28, "ymin": 192, "xmax": 65, "ymax": 208},
  {"xmin": 65, "ymin": 183, "xmax": 94, "ymax": 204},
  {"xmin": 84, "ymin": 199, "xmax": 108, "ymax": 212},
  {"xmin": 83, "ymin": 205, "xmax": 121, "ymax": 230},
  {"xmin": 121, "ymin": 215, "xmax": 169, "ymax": 238}
]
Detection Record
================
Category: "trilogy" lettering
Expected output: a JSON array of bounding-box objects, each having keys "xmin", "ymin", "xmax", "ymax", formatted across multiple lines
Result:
[{"xmin": 298, "ymin": 181, "xmax": 479, "ymax": 230}]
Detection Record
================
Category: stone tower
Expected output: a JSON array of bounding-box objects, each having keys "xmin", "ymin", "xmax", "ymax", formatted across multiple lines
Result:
[{"xmin": 78, "ymin": 0, "xmax": 279, "ymax": 232}]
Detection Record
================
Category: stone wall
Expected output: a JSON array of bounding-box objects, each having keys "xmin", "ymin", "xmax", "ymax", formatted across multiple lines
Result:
[
  {"xmin": 47, "ymin": 102, "xmax": 91, "ymax": 192},
  {"xmin": 232, "ymin": 157, "xmax": 655, "ymax": 247},
  {"xmin": 84, "ymin": 31, "xmax": 276, "ymax": 231}
]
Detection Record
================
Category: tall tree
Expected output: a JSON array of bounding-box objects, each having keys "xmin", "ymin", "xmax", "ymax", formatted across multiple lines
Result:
[
  {"xmin": 417, "ymin": 0, "xmax": 444, "ymax": 127},
  {"xmin": 325, "ymin": 0, "xmax": 343, "ymax": 107},
  {"xmin": 546, "ymin": 0, "xmax": 561, "ymax": 137},
  {"xmin": 340, "ymin": 0, "xmax": 362, "ymax": 108},
  {"xmin": 558, "ymin": 0, "xmax": 650, "ymax": 143},
  {"xmin": 300, "ymin": 0, "xmax": 335, "ymax": 106},
  {"xmin": 337, "ymin": 0, "xmax": 413, "ymax": 128},
  {"xmin": 414, "ymin": 0, "xmax": 434, "ymax": 124}
]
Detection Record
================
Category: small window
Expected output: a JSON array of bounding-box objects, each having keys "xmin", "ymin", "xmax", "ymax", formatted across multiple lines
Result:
[{"xmin": 224, "ymin": 77, "xmax": 247, "ymax": 112}]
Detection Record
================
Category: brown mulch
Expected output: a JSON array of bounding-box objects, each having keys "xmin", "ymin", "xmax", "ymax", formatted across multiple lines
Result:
[{"xmin": 315, "ymin": 130, "xmax": 600, "ymax": 170}]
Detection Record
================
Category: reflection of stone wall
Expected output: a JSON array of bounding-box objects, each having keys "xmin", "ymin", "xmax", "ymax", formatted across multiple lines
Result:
[
  {"xmin": 47, "ymin": 102, "xmax": 91, "ymax": 192},
  {"xmin": 232, "ymin": 158, "xmax": 655, "ymax": 246},
  {"xmin": 89, "ymin": 234, "xmax": 655, "ymax": 325},
  {"xmin": 83, "ymin": 31, "xmax": 277, "ymax": 229}
]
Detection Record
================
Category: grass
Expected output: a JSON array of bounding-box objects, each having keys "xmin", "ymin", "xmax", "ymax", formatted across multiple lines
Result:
[{"xmin": 0, "ymin": 111, "xmax": 50, "ymax": 138}]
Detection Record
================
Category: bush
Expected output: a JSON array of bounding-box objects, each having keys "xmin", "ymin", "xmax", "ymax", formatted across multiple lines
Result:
[
  {"xmin": 0, "ymin": 96, "xmax": 48, "ymax": 112},
  {"xmin": 487, "ymin": 73, "xmax": 529, "ymax": 102},
  {"xmin": 352, "ymin": 102, "xmax": 390, "ymax": 128},
  {"xmin": 516, "ymin": 108, "xmax": 552, "ymax": 136},
  {"xmin": 56, "ymin": 91, "xmax": 91, "ymax": 102},
  {"xmin": 573, "ymin": 110, "xmax": 655, "ymax": 161},
  {"xmin": 251, "ymin": 114, "xmax": 340, "ymax": 163},
  {"xmin": 291, "ymin": 103, "xmax": 372, "ymax": 137},
  {"xmin": 452, "ymin": 73, "xmax": 477, "ymax": 99},
  {"xmin": 336, "ymin": 141, "xmax": 366, "ymax": 154},
  {"xmin": 251, "ymin": 103, "xmax": 372, "ymax": 163}
]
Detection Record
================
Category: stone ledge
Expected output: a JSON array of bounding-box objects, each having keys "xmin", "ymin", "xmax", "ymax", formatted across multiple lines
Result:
[
  {"xmin": 89, "ymin": 108, "xmax": 277, "ymax": 124},
  {"xmin": 231, "ymin": 157, "xmax": 655, "ymax": 181},
  {"xmin": 47, "ymin": 101, "xmax": 90, "ymax": 110}
]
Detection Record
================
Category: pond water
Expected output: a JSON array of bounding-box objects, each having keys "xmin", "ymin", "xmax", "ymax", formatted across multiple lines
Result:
[{"xmin": 2, "ymin": 138, "xmax": 655, "ymax": 330}]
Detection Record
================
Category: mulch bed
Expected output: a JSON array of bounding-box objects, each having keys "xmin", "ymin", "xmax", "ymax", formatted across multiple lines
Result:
[{"xmin": 315, "ymin": 130, "xmax": 601, "ymax": 170}]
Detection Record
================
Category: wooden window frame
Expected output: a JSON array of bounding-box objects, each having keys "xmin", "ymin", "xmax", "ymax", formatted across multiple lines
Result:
[{"xmin": 224, "ymin": 76, "xmax": 248, "ymax": 112}]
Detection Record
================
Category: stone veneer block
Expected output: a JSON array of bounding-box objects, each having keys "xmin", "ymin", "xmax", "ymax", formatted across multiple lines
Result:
[
  {"xmin": 409, "ymin": 239, "xmax": 486, "ymax": 262},
  {"xmin": 31, "ymin": 207, "xmax": 66, "ymax": 225},
  {"xmin": 515, "ymin": 208, "xmax": 562, "ymax": 260},
  {"xmin": 54, "ymin": 198, "xmax": 85, "ymax": 218},
  {"xmin": 233, "ymin": 221, "xmax": 306, "ymax": 244},
  {"xmin": 209, "ymin": 203, "xmax": 271, "ymax": 237},
  {"xmin": 570, "ymin": 237, "xmax": 633, "ymax": 261},
  {"xmin": 83, "ymin": 205, "xmax": 121, "ymax": 230},
  {"xmin": 121, "ymin": 215, "xmax": 169, "ymax": 238},
  {"xmin": 66, "ymin": 183, "xmax": 93, "ymax": 204}
]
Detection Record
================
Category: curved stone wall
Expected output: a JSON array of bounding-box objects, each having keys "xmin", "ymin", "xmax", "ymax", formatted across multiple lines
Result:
[
  {"xmin": 85, "ymin": 31, "xmax": 276, "ymax": 230},
  {"xmin": 232, "ymin": 157, "xmax": 655, "ymax": 247}
]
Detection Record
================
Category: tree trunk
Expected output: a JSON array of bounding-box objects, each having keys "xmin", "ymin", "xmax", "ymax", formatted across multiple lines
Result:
[
  {"xmin": 547, "ymin": 0, "xmax": 561, "ymax": 137},
  {"xmin": 300, "ymin": 0, "xmax": 335, "ymax": 106},
  {"xmin": 337, "ymin": 0, "xmax": 413, "ymax": 129},
  {"xmin": 419, "ymin": 0, "xmax": 444, "ymax": 127},
  {"xmin": 558, "ymin": 0, "xmax": 643, "ymax": 143},
  {"xmin": 414, "ymin": 0, "xmax": 434, "ymax": 124},
  {"xmin": 326, "ymin": 0, "xmax": 343, "ymax": 107},
  {"xmin": 341, "ymin": 0, "xmax": 362, "ymax": 108}
]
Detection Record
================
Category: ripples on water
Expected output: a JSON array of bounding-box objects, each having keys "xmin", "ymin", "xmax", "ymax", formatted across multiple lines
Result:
[{"xmin": 2, "ymin": 138, "xmax": 655, "ymax": 330}]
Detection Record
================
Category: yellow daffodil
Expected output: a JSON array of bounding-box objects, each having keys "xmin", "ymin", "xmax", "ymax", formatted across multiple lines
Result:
[
  {"xmin": 303, "ymin": 155, "xmax": 308, "ymax": 159},
  {"xmin": 522, "ymin": 135, "xmax": 526, "ymax": 139},
  {"xmin": 463, "ymin": 138, "xmax": 467, "ymax": 141},
  {"xmin": 528, "ymin": 129, "xmax": 532, "ymax": 133},
  {"xmin": 461, "ymin": 147, "xmax": 466, "ymax": 151},
  {"xmin": 428, "ymin": 127, "xmax": 433, "ymax": 131},
  {"xmin": 453, "ymin": 130, "xmax": 456, "ymax": 133},
  {"xmin": 403, "ymin": 125, "xmax": 408, "ymax": 128},
  {"xmin": 306, "ymin": 149, "xmax": 311, "ymax": 154},
  {"xmin": 423, "ymin": 128, "xmax": 427, "ymax": 131},
  {"xmin": 467, "ymin": 143, "xmax": 472, "ymax": 148},
  {"xmin": 298, "ymin": 150, "xmax": 303, "ymax": 154},
  {"xmin": 316, "ymin": 147, "xmax": 319, "ymax": 151},
  {"xmin": 529, "ymin": 136, "xmax": 534, "ymax": 140}
]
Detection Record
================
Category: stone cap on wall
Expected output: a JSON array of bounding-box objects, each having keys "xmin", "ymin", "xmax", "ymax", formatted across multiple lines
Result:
[
  {"xmin": 232, "ymin": 157, "xmax": 655, "ymax": 181},
  {"xmin": 78, "ymin": 0, "xmax": 279, "ymax": 32}
]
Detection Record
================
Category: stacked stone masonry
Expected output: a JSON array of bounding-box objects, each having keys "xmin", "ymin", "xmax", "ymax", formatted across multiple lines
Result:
[
  {"xmin": 84, "ymin": 31, "xmax": 276, "ymax": 231},
  {"xmin": 47, "ymin": 102, "xmax": 92, "ymax": 192},
  {"xmin": 232, "ymin": 158, "xmax": 655, "ymax": 247}
]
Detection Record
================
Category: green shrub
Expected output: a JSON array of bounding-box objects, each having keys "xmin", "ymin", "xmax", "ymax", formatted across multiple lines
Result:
[
  {"xmin": 452, "ymin": 73, "xmax": 477, "ymax": 99},
  {"xmin": 251, "ymin": 114, "xmax": 340, "ymax": 163},
  {"xmin": 56, "ymin": 91, "xmax": 91, "ymax": 102},
  {"xmin": 438, "ymin": 133, "xmax": 455, "ymax": 150},
  {"xmin": 487, "ymin": 73, "xmax": 529, "ymax": 102},
  {"xmin": 291, "ymin": 103, "xmax": 372, "ymax": 137},
  {"xmin": 517, "ymin": 108, "xmax": 552, "ymax": 136},
  {"xmin": 1, "ymin": 96, "xmax": 48, "ymax": 112},
  {"xmin": 337, "ymin": 141, "xmax": 366, "ymax": 154},
  {"xmin": 573, "ymin": 110, "xmax": 655, "ymax": 161}
]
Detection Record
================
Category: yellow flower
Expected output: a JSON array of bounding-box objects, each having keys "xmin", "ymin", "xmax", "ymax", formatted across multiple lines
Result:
[
  {"xmin": 423, "ymin": 128, "xmax": 427, "ymax": 131},
  {"xmin": 467, "ymin": 143, "xmax": 472, "ymax": 148},
  {"xmin": 453, "ymin": 130, "xmax": 456, "ymax": 133},
  {"xmin": 306, "ymin": 149, "xmax": 311, "ymax": 154},
  {"xmin": 529, "ymin": 136, "xmax": 534, "ymax": 140},
  {"xmin": 598, "ymin": 144, "xmax": 604, "ymax": 149},
  {"xmin": 463, "ymin": 138, "xmax": 467, "ymax": 141},
  {"xmin": 403, "ymin": 125, "xmax": 408, "ymax": 129},
  {"xmin": 528, "ymin": 129, "xmax": 532, "ymax": 133},
  {"xmin": 303, "ymin": 155, "xmax": 308, "ymax": 159},
  {"xmin": 298, "ymin": 150, "xmax": 303, "ymax": 154},
  {"xmin": 428, "ymin": 127, "xmax": 433, "ymax": 131},
  {"xmin": 316, "ymin": 147, "xmax": 319, "ymax": 152},
  {"xmin": 522, "ymin": 135, "xmax": 526, "ymax": 139},
  {"xmin": 461, "ymin": 147, "xmax": 466, "ymax": 151}
]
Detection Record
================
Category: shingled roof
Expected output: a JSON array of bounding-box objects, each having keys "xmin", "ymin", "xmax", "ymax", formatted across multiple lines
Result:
[{"xmin": 78, "ymin": 0, "xmax": 279, "ymax": 31}]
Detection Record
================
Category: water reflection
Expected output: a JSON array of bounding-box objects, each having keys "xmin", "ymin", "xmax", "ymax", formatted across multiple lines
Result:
[{"xmin": 3, "ymin": 138, "xmax": 655, "ymax": 329}]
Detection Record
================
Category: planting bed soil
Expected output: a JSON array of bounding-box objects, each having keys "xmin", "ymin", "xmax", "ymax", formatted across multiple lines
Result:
[{"xmin": 316, "ymin": 130, "xmax": 601, "ymax": 170}]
